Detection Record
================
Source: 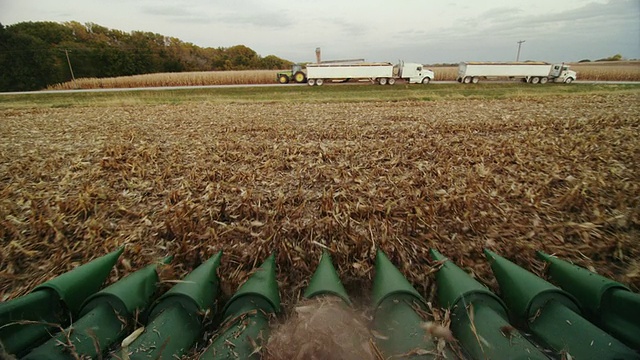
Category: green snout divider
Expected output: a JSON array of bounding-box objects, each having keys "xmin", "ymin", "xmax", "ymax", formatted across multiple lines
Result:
[
  {"xmin": 303, "ymin": 250, "xmax": 351, "ymax": 305},
  {"xmin": 22, "ymin": 257, "xmax": 171, "ymax": 360},
  {"xmin": 119, "ymin": 251, "xmax": 223, "ymax": 360},
  {"xmin": 430, "ymin": 249, "xmax": 547, "ymax": 360},
  {"xmin": 372, "ymin": 249, "xmax": 455, "ymax": 359},
  {"xmin": 537, "ymin": 251, "xmax": 640, "ymax": 349},
  {"xmin": 485, "ymin": 249, "xmax": 638, "ymax": 360},
  {"xmin": 0, "ymin": 247, "xmax": 123, "ymax": 357},
  {"xmin": 200, "ymin": 253, "xmax": 280, "ymax": 359}
]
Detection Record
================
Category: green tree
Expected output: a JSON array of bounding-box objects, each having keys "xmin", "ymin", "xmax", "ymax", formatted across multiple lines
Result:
[
  {"xmin": 261, "ymin": 55, "xmax": 292, "ymax": 69},
  {"xmin": 0, "ymin": 21, "xmax": 294, "ymax": 91},
  {"xmin": 596, "ymin": 53, "xmax": 624, "ymax": 62},
  {"xmin": 0, "ymin": 23, "xmax": 63, "ymax": 91},
  {"xmin": 227, "ymin": 45, "xmax": 259, "ymax": 69},
  {"xmin": 8, "ymin": 21, "xmax": 73, "ymax": 45}
]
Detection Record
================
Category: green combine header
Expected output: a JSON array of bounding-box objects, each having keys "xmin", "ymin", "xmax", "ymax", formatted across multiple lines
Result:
[{"xmin": 1, "ymin": 248, "xmax": 638, "ymax": 359}]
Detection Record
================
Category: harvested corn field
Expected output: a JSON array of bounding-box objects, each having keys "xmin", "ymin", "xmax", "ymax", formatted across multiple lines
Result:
[{"xmin": 1, "ymin": 93, "xmax": 639, "ymax": 312}]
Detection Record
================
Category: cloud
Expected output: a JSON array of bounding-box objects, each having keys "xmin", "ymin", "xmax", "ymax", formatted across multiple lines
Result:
[
  {"xmin": 140, "ymin": 4, "xmax": 211, "ymax": 24},
  {"xmin": 209, "ymin": 11, "xmax": 295, "ymax": 29},
  {"xmin": 140, "ymin": 2, "xmax": 294, "ymax": 28},
  {"xmin": 402, "ymin": 0, "xmax": 639, "ymax": 61}
]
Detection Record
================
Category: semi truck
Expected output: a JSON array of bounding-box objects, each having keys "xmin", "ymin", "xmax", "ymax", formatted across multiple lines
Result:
[
  {"xmin": 305, "ymin": 61, "xmax": 434, "ymax": 86},
  {"xmin": 457, "ymin": 62, "xmax": 577, "ymax": 84}
]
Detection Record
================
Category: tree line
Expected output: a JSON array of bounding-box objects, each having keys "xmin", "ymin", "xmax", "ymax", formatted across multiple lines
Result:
[{"xmin": 0, "ymin": 21, "xmax": 293, "ymax": 91}]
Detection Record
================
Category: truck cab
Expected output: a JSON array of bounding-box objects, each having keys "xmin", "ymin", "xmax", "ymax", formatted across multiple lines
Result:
[
  {"xmin": 550, "ymin": 64, "xmax": 577, "ymax": 83},
  {"xmin": 397, "ymin": 62, "xmax": 434, "ymax": 84}
]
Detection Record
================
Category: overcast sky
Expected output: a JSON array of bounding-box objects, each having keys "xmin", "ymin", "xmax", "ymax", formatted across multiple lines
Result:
[{"xmin": 1, "ymin": 0, "xmax": 639, "ymax": 64}]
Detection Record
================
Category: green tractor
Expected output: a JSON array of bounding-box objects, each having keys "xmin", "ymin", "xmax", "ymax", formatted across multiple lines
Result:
[{"xmin": 277, "ymin": 64, "xmax": 307, "ymax": 84}]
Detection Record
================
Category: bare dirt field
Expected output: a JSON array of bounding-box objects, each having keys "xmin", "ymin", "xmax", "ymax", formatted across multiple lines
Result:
[{"xmin": 1, "ymin": 93, "xmax": 639, "ymax": 311}]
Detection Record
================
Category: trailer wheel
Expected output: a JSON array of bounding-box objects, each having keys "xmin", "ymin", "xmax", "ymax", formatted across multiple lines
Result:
[
  {"xmin": 565, "ymin": 77, "xmax": 574, "ymax": 84},
  {"xmin": 471, "ymin": 77, "xmax": 479, "ymax": 84},
  {"xmin": 388, "ymin": 78, "xmax": 396, "ymax": 85},
  {"xmin": 307, "ymin": 79, "xmax": 316, "ymax": 86},
  {"xmin": 378, "ymin": 78, "xmax": 388, "ymax": 85},
  {"xmin": 278, "ymin": 74, "xmax": 290, "ymax": 84},
  {"xmin": 540, "ymin": 77, "xmax": 549, "ymax": 84},
  {"xmin": 293, "ymin": 71, "xmax": 306, "ymax": 83},
  {"xmin": 422, "ymin": 77, "xmax": 431, "ymax": 84},
  {"xmin": 463, "ymin": 77, "xmax": 471, "ymax": 84},
  {"xmin": 316, "ymin": 79, "xmax": 324, "ymax": 86},
  {"xmin": 531, "ymin": 77, "xmax": 540, "ymax": 84}
]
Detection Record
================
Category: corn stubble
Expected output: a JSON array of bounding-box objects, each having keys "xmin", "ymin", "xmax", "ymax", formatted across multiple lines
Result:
[
  {"xmin": 0, "ymin": 94, "xmax": 638, "ymax": 356},
  {"xmin": 264, "ymin": 297, "xmax": 373, "ymax": 360}
]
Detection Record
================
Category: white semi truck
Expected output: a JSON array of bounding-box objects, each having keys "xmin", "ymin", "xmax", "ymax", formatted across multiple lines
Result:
[
  {"xmin": 457, "ymin": 62, "xmax": 577, "ymax": 84},
  {"xmin": 305, "ymin": 61, "xmax": 434, "ymax": 86}
]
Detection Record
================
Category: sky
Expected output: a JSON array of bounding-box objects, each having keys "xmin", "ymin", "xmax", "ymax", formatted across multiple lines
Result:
[{"xmin": 1, "ymin": 0, "xmax": 639, "ymax": 64}]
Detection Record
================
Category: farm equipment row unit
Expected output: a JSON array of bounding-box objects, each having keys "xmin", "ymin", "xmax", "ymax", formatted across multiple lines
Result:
[
  {"xmin": 305, "ymin": 61, "xmax": 434, "ymax": 86},
  {"xmin": 3, "ymin": 248, "xmax": 639, "ymax": 359},
  {"xmin": 457, "ymin": 62, "xmax": 577, "ymax": 84}
]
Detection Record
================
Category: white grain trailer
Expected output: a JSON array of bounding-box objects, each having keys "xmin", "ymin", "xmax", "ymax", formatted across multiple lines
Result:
[
  {"xmin": 305, "ymin": 61, "xmax": 434, "ymax": 86},
  {"xmin": 457, "ymin": 62, "xmax": 577, "ymax": 84}
]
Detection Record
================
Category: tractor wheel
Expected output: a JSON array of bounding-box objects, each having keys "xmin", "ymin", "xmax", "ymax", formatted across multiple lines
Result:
[
  {"xmin": 294, "ymin": 71, "xmax": 306, "ymax": 83},
  {"xmin": 278, "ymin": 74, "xmax": 290, "ymax": 84}
]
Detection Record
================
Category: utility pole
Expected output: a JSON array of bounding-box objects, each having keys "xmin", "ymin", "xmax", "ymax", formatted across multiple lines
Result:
[
  {"xmin": 64, "ymin": 49, "xmax": 76, "ymax": 82},
  {"xmin": 516, "ymin": 40, "xmax": 525, "ymax": 62}
]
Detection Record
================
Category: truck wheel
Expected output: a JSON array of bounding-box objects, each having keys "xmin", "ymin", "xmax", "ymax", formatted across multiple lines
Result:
[
  {"xmin": 316, "ymin": 79, "xmax": 324, "ymax": 86},
  {"xmin": 293, "ymin": 71, "xmax": 306, "ymax": 83},
  {"xmin": 531, "ymin": 77, "xmax": 540, "ymax": 84},
  {"xmin": 471, "ymin": 77, "xmax": 479, "ymax": 84},
  {"xmin": 378, "ymin": 78, "xmax": 388, "ymax": 85},
  {"xmin": 307, "ymin": 79, "xmax": 316, "ymax": 86},
  {"xmin": 278, "ymin": 74, "xmax": 290, "ymax": 84},
  {"xmin": 540, "ymin": 77, "xmax": 549, "ymax": 84},
  {"xmin": 422, "ymin": 77, "xmax": 431, "ymax": 84},
  {"xmin": 565, "ymin": 77, "xmax": 574, "ymax": 84},
  {"xmin": 388, "ymin": 78, "xmax": 396, "ymax": 85},
  {"xmin": 463, "ymin": 77, "xmax": 471, "ymax": 84}
]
